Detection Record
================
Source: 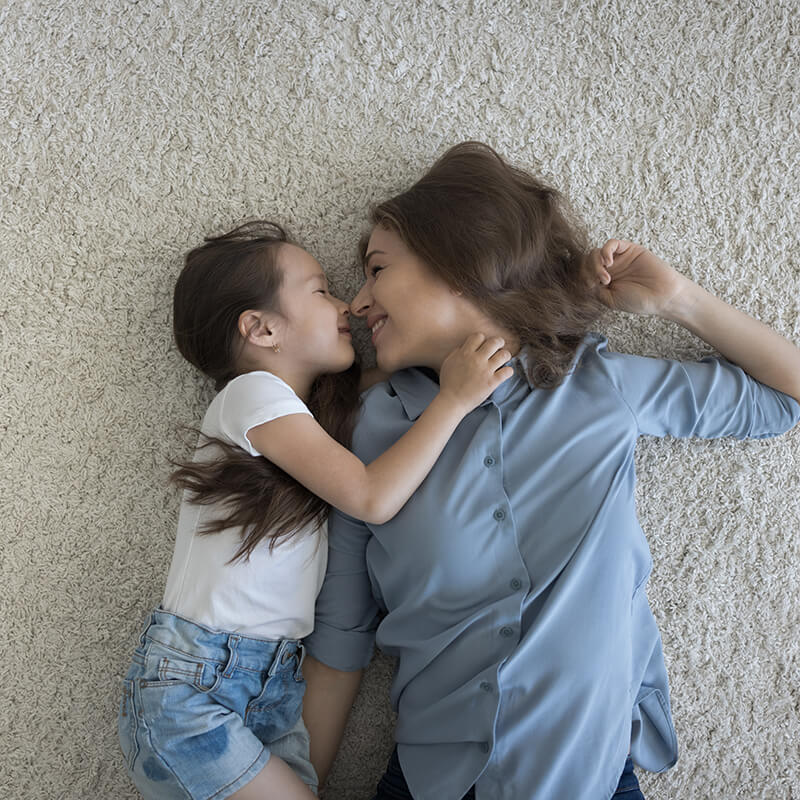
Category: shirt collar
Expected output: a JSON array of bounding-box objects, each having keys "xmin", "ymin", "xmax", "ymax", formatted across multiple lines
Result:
[{"xmin": 388, "ymin": 350, "xmax": 534, "ymax": 421}]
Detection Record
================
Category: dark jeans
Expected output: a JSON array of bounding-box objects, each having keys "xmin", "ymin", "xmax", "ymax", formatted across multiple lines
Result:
[{"xmin": 370, "ymin": 748, "xmax": 644, "ymax": 800}]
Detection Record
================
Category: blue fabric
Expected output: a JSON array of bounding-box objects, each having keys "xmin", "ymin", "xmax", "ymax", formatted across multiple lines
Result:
[
  {"xmin": 306, "ymin": 334, "xmax": 800, "ymax": 800},
  {"xmin": 369, "ymin": 749, "xmax": 643, "ymax": 799},
  {"xmin": 118, "ymin": 609, "xmax": 318, "ymax": 799}
]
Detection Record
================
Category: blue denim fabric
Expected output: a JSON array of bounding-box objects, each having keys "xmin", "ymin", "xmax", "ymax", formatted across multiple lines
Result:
[
  {"xmin": 370, "ymin": 748, "xmax": 644, "ymax": 800},
  {"xmin": 613, "ymin": 756, "xmax": 645, "ymax": 799},
  {"xmin": 118, "ymin": 608, "xmax": 317, "ymax": 799}
]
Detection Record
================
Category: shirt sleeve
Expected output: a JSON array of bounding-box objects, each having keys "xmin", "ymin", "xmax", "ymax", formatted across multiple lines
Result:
[
  {"xmin": 596, "ymin": 347, "xmax": 800, "ymax": 439},
  {"xmin": 304, "ymin": 508, "xmax": 381, "ymax": 671},
  {"xmin": 218, "ymin": 371, "xmax": 313, "ymax": 456}
]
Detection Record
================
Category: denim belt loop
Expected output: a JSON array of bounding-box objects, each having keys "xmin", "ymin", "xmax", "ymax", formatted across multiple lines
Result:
[
  {"xmin": 138, "ymin": 609, "xmax": 157, "ymax": 647},
  {"xmin": 223, "ymin": 634, "xmax": 241, "ymax": 678},
  {"xmin": 295, "ymin": 642, "xmax": 307, "ymax": 680},
  {"xmin": 269, "ymin": 639, "xmax": 295, "ymax": 677}
]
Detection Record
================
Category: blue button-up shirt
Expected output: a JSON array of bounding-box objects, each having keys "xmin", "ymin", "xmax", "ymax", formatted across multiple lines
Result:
[{"xmin": 306, "ymin": 334, "xmax": 800, "ymax": 800}]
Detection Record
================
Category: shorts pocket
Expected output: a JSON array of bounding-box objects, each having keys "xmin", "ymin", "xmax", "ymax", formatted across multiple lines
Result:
[
  {"xmin": 118, "ymin": 679, "xmax": 140, "ymax": 772},
  {"xmin": 140, "ymin": 651, "xmax": 219, "ymax": 693}
]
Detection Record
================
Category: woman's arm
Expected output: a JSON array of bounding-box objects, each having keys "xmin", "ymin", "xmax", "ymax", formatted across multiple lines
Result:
[
  {"xmin": 302, "ymin": 657, "xmax": 363, "ymax": 789},
  {"xmin": 662, "ymin": 283, "xmax": 800, "ymax": 402},
  {"xmin": 593, "ymin": 239, "xmax": 800, "ymax": 402},
  {"xmin": 248, "ymin": 334, "xmax": 513, "ymax": 524}
]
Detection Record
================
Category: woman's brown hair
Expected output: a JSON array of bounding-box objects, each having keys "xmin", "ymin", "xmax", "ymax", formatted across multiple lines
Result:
[
  {"xmin": 361, "ymin": 141, "xmax": 605, "ymax": 388},
  {"xmin": 170, "ymin": 220, "xmax": 361, "ymax": 562}
]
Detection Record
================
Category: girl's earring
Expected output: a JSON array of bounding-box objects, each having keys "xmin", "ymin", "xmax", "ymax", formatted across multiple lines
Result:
[{"xmin": 272, "ymin": 344, "xmax": 281, "ymax": 353}]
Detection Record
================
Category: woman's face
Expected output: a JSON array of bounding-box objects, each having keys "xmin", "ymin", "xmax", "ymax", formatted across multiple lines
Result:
[{"xmin": 350, "ymin": 226, "xmax": 481, "ymax": 374}]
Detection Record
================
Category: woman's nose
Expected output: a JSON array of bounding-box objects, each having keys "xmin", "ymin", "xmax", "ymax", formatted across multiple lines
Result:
[{"xmin": 349, "ymin": 284, "xmax": 371, "ymax": 317}]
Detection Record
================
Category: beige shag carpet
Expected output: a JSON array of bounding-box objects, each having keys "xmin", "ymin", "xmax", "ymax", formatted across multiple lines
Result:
[{"xmin": 2, "ymin": 0, "xmax": 799, "ymax": 797}]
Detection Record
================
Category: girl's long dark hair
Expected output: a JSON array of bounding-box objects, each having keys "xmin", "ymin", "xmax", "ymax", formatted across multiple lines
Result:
[
  {"xmin": 362, "ymin": 141, "xmax": 606, "ymax": 388},
  {"xmin": 169, "ymin": 221, "xmax": 361, "ymax": 562}
]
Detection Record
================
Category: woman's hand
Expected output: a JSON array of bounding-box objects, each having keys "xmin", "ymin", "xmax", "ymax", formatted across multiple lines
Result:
[{"xmin": 588, "ymin": 239, "xmax": 693, "ymax": 317}]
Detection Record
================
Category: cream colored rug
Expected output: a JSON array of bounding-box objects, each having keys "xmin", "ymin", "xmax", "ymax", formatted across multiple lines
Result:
[{"xmin": 2, "ymin": 1, "xmax": 799, "ymax": 797}]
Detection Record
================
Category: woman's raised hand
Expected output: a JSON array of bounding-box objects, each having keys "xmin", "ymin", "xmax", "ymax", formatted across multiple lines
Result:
[
  {"xmin": 439, "ymin": 333, "xmax": 515, "ymax": 414},
  {"xmin": 588, "ymin": 239, "xmax": 692, "ymax": 317}
]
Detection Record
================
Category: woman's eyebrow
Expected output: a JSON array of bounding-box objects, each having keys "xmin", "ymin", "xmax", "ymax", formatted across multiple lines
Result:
[
  {"xmin": 364, "ymin": 249, "xmax": 387, "ymax": 265},
  {"xmin": 364, "ymin": 250, "xmax": 387, "ymax": 273}
]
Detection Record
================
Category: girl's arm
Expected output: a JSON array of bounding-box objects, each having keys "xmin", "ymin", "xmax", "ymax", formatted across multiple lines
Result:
[
  {"xmin": 592, "ymin": 239, "xmax": 800, "ymax": 402},
  {"xmin": 247, "ymin": 333, "xmax": 513, "ymax": 525}
]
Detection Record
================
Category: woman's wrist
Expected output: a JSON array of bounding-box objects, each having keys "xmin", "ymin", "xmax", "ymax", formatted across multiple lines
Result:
[{"xmin": 658, "ymin": 277, "xmax": 707, "ymax": 325}]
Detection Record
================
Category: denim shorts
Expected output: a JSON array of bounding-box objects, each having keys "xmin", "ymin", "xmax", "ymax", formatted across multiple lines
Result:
[{"xmin": 118, "ymin": 608, "xmax": 318, "ymax": 799}]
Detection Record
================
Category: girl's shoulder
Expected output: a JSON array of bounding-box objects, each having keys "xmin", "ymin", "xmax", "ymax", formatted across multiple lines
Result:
[{"xmin": 222, "ymin": 369, "xmax": 299, "ymax": 396}]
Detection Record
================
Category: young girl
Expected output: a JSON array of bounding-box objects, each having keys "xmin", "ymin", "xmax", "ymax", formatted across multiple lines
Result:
[{"xmin": 117, "ymin": 220, "xmax": 515, "ymax": 800}]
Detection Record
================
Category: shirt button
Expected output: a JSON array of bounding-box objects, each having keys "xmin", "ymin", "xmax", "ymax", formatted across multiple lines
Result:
[
  {"xmin": 499, "ymin": 626, "xmax": 514, "ymax": 638},
  {"xmin": 479, "ymin": 681, "xmax": 492, "ymax": 692},
  {"xmin": 493, "ymin": 508, "xmax": 506, "ymax": 521},
  {"xmin": 480, "ymin": 742, "xmax": 490, "ymax": 753},
  {"xmin": 484, "ymin": 456, "xmax": 495, "ymax": 467},
  {"xmin": 510, "ymin": 578, "xmax": 522, "ymax": 591}
]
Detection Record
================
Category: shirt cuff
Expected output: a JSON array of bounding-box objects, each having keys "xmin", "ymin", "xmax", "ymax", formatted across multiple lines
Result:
[{"xmin": 304, "ymin": 620, "xmax": 376, "ymax": 671}]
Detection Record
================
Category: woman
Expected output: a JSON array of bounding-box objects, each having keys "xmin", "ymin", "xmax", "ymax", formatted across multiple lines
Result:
[{"xmin": 301, "ymin": 142, "xmax": 800, "ymax": 800}]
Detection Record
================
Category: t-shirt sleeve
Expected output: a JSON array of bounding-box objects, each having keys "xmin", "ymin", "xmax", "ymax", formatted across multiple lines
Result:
[
  {"xmin": 217, "ymin": 372, "xmax": 313, "ymax": 457},
  {"xmin": 597, "ymin": 347, "xmax": 800, "ymax": 439},
  {"xmin": 304, "ymin": 508, "xmax": 381, "ymax": 671}
]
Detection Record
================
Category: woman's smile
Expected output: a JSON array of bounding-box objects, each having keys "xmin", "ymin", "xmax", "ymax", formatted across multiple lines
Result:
[{"xmin": 369, "ymin": 315, "xmax": 388, "ymax": 345}]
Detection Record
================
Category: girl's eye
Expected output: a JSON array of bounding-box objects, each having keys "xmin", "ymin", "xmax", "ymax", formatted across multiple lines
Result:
[
  {"xmin": 315, "ymin": 289, "xmax": 327, "ymax": 294},
  {"xmin": 370, "ymin": 265, "xmax": 384, "ymax": 278}
]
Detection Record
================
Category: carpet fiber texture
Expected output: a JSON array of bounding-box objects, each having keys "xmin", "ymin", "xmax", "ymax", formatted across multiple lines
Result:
[{"xmin": 2, "ymin": 1, "xmax": 799, "ymax": 797}]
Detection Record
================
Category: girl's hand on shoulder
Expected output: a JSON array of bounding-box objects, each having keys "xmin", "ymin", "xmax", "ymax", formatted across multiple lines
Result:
[
  {"xmin": 589, "ymin": 239, "xmax": 694, "ymax": 317},
  {"xmin": 438, "ymin": 333, "xmax": 515, "ymax": 414}
]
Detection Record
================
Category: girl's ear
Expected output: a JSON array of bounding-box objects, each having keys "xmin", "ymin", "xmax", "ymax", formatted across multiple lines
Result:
[{"xmin": 238, "ymin": 310, "xmax": 281, "ymax": 349}]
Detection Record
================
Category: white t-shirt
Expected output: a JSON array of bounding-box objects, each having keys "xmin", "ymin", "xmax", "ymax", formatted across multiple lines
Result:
[{"xmin": 162, "ymin": 371, "xmax": 327, "ymax": 641}]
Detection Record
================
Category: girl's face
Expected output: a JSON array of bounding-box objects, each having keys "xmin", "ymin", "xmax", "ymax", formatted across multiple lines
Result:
[
  {"xmin": 276, "ymin": 244, "xmax": 355, "ymax": 376},
  {"xmin": 350, "ymin": 226, "xmax": 483, "ymax": 373}
]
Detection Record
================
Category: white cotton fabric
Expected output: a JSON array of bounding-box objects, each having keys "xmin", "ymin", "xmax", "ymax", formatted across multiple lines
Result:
[{"xmin": 162, "ymin": 371, "xmax": 327, "ymax": 640}]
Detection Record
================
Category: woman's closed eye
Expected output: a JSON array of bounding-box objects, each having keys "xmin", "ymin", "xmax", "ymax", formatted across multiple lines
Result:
[{"xmin": 369, "ymin": 265, "xmax": 384, "ymax": 278}]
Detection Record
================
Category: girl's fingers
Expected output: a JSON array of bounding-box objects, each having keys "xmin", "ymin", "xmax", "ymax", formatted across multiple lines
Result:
[
  {"xmin": 493, "ymin": 365, "xmax": 515, "ymax": 383},
  {"xmin": 488, "ymin": 348, "xmax": 512, "ymax": 367},
  {"xmin": 476, "ymin": 336, "xmax": 506, "ymax": 357}
]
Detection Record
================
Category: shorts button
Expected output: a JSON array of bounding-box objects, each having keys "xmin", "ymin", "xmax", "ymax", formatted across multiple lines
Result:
[
  {"xmin": 510, "ymin": 578, "xmax": 522, "ymax": 590},
  {"xmin": 484, "ymin": 456, "xmax": 495, "ymax": 467},
  {"xmin": 480, "ymin": 681, "xmax": 492, "ymax": 692},
  {"xmin": 499, "ymin": 626, "xmax": 514, "ymax": 638},
  {"xmin": 493, "ymin": 509, "xmax": 505, "ymax": 521}
]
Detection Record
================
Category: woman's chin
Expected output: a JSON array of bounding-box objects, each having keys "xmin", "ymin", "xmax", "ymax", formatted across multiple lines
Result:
[{"xmin": 375, "ymin": 347, "xmax": 400, "ymax": 374}]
